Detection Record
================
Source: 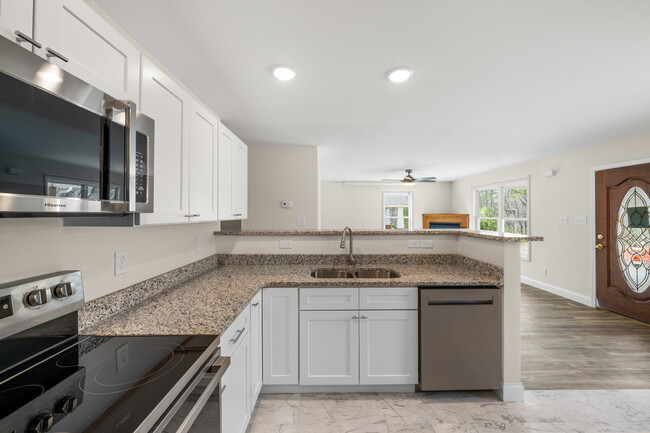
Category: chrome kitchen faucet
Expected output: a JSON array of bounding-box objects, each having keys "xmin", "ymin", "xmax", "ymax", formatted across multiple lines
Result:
[{"xmin": 340, "ymin": 226, "xmax": 356, "ymax": 266}]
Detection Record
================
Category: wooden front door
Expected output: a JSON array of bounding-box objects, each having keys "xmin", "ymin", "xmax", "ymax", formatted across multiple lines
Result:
[{"xmin": 596, "ymin": 163, "xmax": 650, "ymax": 323}]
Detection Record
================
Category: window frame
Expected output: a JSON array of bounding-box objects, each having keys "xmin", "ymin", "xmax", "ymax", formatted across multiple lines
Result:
[
  {"xmin": 382, "ymin": 191, "xmax": 413, "ymax": 230},
  {"xmin": 473, "ymin": 177, "xmax": 530, "ymax": 261}
]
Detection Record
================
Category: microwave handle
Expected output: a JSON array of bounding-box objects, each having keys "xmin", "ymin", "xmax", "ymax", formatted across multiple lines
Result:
[{"xmin": 124, "ymin": 100, "xmax": 137, "ymax": 213}]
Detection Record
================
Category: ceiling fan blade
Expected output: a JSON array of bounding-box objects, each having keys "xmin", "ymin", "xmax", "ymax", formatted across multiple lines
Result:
[
  {"xmin": 415, "ymin": 177, "xmax": 437, "ymax": 182},
  {"xmin": 381, "ymin": 179, "xmax": 404, "ymax": 183}
]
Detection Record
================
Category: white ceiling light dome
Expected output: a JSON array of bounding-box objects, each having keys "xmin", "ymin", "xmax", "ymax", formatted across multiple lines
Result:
[
  {"xmin": 387, "ymin": 67, "xmax": 413, "ymax": 83},
  {"xmin": 272, "ymin": 65, "xmax": 297, "ymax": 81}
]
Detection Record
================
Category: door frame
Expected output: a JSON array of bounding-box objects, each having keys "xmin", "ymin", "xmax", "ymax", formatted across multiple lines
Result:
[{"xmin": 589, "ymin": 157, "xmax": 650, "ymax": 308}]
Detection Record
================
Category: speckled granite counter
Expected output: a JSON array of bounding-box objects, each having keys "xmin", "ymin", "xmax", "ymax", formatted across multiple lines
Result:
[
  {"xmin": 214, "ymin": 229, "xmax": 544, "ymax": 242},
  {"xmin": 81, "ymin": 254, "xmax": 502, "ymax": 337}
]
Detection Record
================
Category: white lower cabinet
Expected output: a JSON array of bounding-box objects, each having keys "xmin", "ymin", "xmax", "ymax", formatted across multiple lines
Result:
[
  {"xmin": 262, "ymin": 287, "xmax": 299, "ymax": 385},
  {"xmin": 359, "ymin": 310, "xmax": 418, "ymax": 385},
  {"xmin": 299, "ymin": 310, "xmax": 359, "ymax": 385},
  {"xmin": 221, "ymin": 330, "xmax": 251, "ymax": 433},
  {"xmin": 249, "ymin": 291, "xmax": 263, "ymax": 409},
  {"xmin": 297, "ymin": 287, "xmax": 419, "ymax": 387}
]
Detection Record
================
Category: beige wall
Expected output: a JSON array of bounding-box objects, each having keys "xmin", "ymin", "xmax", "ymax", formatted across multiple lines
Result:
[
  {"xmin": 242, "ymin": 146, "xmax": 319, "ymax": 230},
  {"xmin": 321, "ymin": 182, "xmax": 453, "ymax": 230},
  {"xmin": 0, "ymin": 219, "xmax": 219, "ymax": 301},
  {"xmin": 451, "ymin": 132, "xmax": 650, "ymax": 304}
]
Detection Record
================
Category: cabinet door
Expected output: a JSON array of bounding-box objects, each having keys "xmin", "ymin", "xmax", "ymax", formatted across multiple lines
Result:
[
  {"xmin": 217, "ymin": 122, "xmax": 233, "ymax": 220},
  {"xmin": 188, "ymin": 100, "xmax": 218, "ymax": 222},
  {"xmin": 0, "ymin": 0, "xmax": 33, "ymax": 51},
  {"xmin": 33, "ymin": 0, "xmax": 140, "ymax": 102},
  {"xmin": 359, "ymin": 310, "xmax": 418, "ymax": 385},
  {"xmin": 300, "ymin": 310, "xmax": 359, "ymax": 385},
  {"xmin": 221, "ymin": 330, "xmax": 251, "ymax": 433},
  {"xmin": 262, "ymin": 287, "xmax": 299, "ymax": 385},
  {"xmin": 249, "ymin": 291, "xmax": 262, "ymax": 409},
  {"xmin": 232, "ymin": 137, "xmax": 247, "ymax": 219},
  {"xmin": 138, "ymin": 56, "xmax": 190, "ymax": 225}
]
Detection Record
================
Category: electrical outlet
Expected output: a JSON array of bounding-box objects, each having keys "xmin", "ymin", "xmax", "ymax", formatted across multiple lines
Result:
[
  {"xmin": 279, "ymin": 240, "xmax": 292, "ymax": 249},
  {"xmin": 541, "ymin": 267, "xmax": 548, "ymax": 276},
  {"xmin": 296, "ymin": 216, "xmax": 306, "ymax": 226},
  {"xmin": 195, "ymin": 238, "xmax": 201, "ymax": 251},
  {"xmin": 574, "ymin": 216, "xmax": 587, "ymax": 225},
  {"xmin": 116, "ymin": 343, "xmax": 129, "ymax": 372},
  {"xmin": 560, "ymin": 216, "xmax": 568, "ymax": 225},
  {"xmin": 114, "ymin": 251, "xmax": 127, "ymax": 275},
  {"xmin": 408, "ymin": 240, "xmax": 420, "ymax": 248},
  {"xmin": 421, "ymin": 239, "xmax": 433, "ymax": 248}
]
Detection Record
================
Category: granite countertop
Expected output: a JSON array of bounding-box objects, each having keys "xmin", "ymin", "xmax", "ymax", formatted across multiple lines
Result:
[
  {"xmin": 214, "ymin": 229, "xmax": 543, "ymax": 242},
  {"xmin": 82, "ymin": 255, "xmax": 502, "ymax": 337}
]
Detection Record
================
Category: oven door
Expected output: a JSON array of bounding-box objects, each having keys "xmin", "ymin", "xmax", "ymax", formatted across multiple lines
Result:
[{"xmin": 152, "ymin": 349, "xmax": 230, "ymax": 433}]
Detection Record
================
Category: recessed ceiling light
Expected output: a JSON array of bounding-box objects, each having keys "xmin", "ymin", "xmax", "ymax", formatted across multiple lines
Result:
[
  {"xmin": 387, "ymin": 67, "xmax": 413, "ymax": 83},
  {"xmin": 272, "ymin": 65, "xmax": 297, "ymax": 81}
]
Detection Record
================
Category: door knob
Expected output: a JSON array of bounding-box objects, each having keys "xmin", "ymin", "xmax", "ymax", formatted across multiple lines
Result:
[
  {"xmin": 597, "ymin": 234, "xmax": 603, "ymax": 240},
  {"xmin": 595, "ymin": 244, "xmax": 604, "ymax": 250}
]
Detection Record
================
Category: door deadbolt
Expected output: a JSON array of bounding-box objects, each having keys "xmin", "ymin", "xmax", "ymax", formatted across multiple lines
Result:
[{"xmin": 597, "ymin": 234, "xmax": 603, "ymax": 240}]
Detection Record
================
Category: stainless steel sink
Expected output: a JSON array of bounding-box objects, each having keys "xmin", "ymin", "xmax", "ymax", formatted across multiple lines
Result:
[
  {"xmin": 354, "ymin": 268, "xmax": 400, "ymax": 279},
  {"xmin": 310, "ymin": 268, "xmax": 400, "ymax": 279},
  {"xmin": 310, "ymin": 269, "xmax": 354, "ymax": 278}
]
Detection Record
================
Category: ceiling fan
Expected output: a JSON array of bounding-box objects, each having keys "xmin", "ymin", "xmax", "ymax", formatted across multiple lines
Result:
[{"xmin": 382, "ymin": 169, "xmax": 437, "ymax": 184}]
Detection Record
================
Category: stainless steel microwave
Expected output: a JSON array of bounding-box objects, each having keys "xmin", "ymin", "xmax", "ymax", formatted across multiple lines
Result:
[{"xmin": 0, "ymin": 36, "xmax": 154, "ymax": 217}]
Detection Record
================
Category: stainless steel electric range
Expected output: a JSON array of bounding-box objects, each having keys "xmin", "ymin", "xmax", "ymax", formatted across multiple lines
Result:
[{"xmin": 0, "ymin": 271, "xmax": 229, "ymax": 433}]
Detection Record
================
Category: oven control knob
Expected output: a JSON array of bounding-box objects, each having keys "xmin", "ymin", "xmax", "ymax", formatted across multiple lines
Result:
[
  {"xmin": 29, "ymin": 411, "xmax": 53, "ymax": 433},
  {"xmin": 53, "ymin": 282, "xmax": 73, "ymax": 299},
  {"xmin": 56, "ymin": 395, "xmax": 78, "ymax": 414},
  {"xmin": 26, "ymin": 289, "xmax": 48, "ymax": 307}
]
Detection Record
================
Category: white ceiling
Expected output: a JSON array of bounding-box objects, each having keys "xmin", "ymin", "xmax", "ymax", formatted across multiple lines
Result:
[{"xmin": 94, "ymin": 0, "xmax": 650, "ymax": 182}]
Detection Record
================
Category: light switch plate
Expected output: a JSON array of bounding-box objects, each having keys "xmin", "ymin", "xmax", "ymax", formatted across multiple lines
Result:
[
  {"xmin": 421, "ymin": 239, "xmax": 433, "ymax": 248},
  {"xmin": 408, "ymin": 240, "xmax": 420, "ymax": 248},
  {"xmin": 279, "ymin": 240, "xmax": 292, "ymax": 249},
  {"xmin": 560, "ymin": 216, "xmax": 568, "ymax": 225},
  {"xmin": 296, "ymin": 216, "xmax": 306, "ymax": 226},
  {"xmin": 541, "ymin": 267, "xmax": 548, "ymax": 276},
  {"xmin": 575, "ymin": 216, "xmax": 587, "ymax": 225},
  {"xmin": 195, "ymin": 238, "xmax": 201, "ymax": 251}
]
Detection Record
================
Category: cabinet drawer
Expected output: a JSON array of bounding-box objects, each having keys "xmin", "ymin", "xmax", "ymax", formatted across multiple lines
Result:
[
  {"xmin": 359, "ymin": 287, "xmax": 418, "ymax": 310},
  {"xmin": 221, "ymin": 305, "xmax": 250, "ymax": 356},
  {"xmin": 300, "ymin": 288, "xmax": 358, "ymax": 310}
]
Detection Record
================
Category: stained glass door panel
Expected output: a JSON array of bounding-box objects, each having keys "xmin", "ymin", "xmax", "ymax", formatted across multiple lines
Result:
[{"xmin": 616, "ymin": 187, "xmax": 650, "ymax": 293}]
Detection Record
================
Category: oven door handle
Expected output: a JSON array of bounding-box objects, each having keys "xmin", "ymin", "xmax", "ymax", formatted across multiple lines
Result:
[{"xmin": 173, "ymin": 355, "xmax": 230, "ymax": 433}]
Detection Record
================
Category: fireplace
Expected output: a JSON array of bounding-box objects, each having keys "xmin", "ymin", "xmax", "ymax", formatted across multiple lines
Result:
[{"xmin": 422, "ymin": 213, "xmax": 469, "ymax": 229}]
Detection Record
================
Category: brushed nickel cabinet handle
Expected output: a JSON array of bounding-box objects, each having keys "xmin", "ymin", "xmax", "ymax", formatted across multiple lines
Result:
[
  {"xmin": 46, "ymin": 47, "xmax": 69, "ymax": 63},
  {"xmin": 15, "ymin": 30, "xmax": 41, "ymax": 48}
]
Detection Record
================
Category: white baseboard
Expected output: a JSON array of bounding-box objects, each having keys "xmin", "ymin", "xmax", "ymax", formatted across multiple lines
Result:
[
  {"xmin": 521, "ymin": 276, "xmax": 592, "ymax": 307},
  {"xmin": 496, "ymin": 382, "xmax": 525, "ymax": 402},
  {"xmin": 261, "ymin": 384, "xmax": 415, "ymax": 394}
]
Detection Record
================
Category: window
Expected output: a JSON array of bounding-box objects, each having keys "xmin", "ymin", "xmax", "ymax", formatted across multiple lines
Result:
[
  {"xmin": 475, "ymin": 178, "xmax": 530, "ymax": 260},
  {"xmin": 383, "ymin": 192, "xmax": 412, "ymax": 230}
]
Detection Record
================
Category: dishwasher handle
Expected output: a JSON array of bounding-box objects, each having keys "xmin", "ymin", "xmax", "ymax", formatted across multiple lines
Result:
[{"xmin": 427, "ymin": 297, "xmax": 494, "ymax": 306}]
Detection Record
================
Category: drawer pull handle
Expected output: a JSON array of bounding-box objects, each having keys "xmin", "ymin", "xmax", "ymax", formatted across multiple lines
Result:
[
  {"xmin": 229, "ymin": 327, "xmax": 246, "ymax": 344},
  {"xmin": 221, "ymin": 385, "xmax": 227, "ymax": 393},
  {"xmin": 352, "ymin": 315, "xmax": 359, "ymax": 319},
  {"xmin": 45, "ymin": 47, "xmax": 69, "ymax": 63},
  {"xmin": 427, "ymin": 299, "xmax": 493, "ymax": 306},
  {"xmin": 15, "ymin": 30, "xmax": 42, "ymax": 48},
  {"xmin": 252, "ymin": 302, "xmax": 259, "ymax": 307},
  {"xmin": 360, "ymin": 315, "xmax": 368, "ymax": 319},
  {"xmin": 185, "ymin": 214, "xmax": 200, "ymax": 218}
]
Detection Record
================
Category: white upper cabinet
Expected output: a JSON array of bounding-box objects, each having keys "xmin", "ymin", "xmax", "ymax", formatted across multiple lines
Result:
[
  {"xmin": 0, "ymin": 0, "xmax": 33, "ymax": 51},
  {"xmin": 218, "ymin": 122, "xmax": 248, "ymax": 220},
  {"xmin": 138, "ymin": 56, "xmax": 191, "ymax": 225},
  {"xmin": 32, "ymin": 0, "xmax": 140, "ymax": 103},
  {"xmin": 188, "ymin": 101, "xmax": 219, "ymax": 222}
]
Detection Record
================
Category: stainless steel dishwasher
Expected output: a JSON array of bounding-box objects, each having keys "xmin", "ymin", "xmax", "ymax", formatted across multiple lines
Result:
[{"xmin": 419, "ymin": 286, "xmax": 501, "ymax": 391}]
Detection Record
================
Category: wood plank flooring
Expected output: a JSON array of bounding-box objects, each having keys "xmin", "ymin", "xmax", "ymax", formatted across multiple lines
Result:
[{"xmin": 521, "ymin": 284, "xmax": 650, "ymax": 390}]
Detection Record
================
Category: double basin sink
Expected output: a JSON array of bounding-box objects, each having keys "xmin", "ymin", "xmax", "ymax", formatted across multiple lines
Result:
[{"xmin": 311, "ymin": 268, "xmax": 400, "ymax": 279}]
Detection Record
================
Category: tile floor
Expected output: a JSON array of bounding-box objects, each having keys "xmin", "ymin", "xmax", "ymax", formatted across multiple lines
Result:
[{"xmin": 247, "ymin": 390, "xmax": 650, "ymax": 433}]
